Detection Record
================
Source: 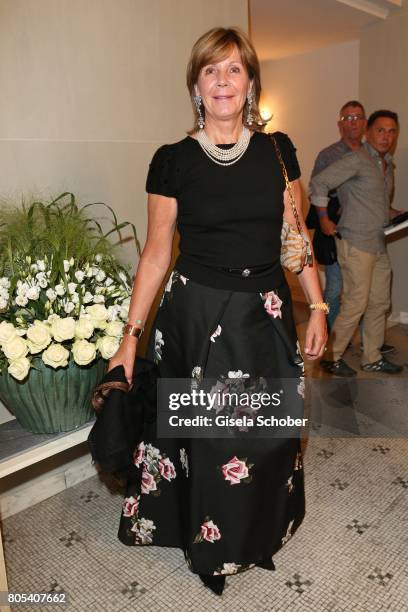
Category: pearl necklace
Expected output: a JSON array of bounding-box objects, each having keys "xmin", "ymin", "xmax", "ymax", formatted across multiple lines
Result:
[{"xmin": 196, "ymin": 127, "xmax": 251, "ymax": 166}]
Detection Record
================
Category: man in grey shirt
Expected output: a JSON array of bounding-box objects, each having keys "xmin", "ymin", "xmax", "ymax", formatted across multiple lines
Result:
[
  {"xmin": 309, "ymin": 100, "xmax": 366, "ymax": 331},
  {"xmin": 310, "ymin": 110, "xmax": 403, "ymax": 376}
]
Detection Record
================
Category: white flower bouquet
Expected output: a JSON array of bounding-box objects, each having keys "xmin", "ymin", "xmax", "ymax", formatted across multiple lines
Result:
[{"xmin": 0, "ymin": 192, "xmax": 139, "ymax": 382}]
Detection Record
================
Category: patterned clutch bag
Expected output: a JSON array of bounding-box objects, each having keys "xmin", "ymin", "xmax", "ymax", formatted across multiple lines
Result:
[{"xmin": 270, "ymin": 135, "xmax": 313, "ymax": 274}]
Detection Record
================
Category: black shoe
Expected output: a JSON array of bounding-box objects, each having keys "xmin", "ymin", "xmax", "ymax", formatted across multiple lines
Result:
[
  {"xmin": 321, "ymin": 358, "xmax": 357, "ymax": 377},
  {"xmin": 199, "ymin": 573, "xmax": 226, "ymax": 596},
  {"xmin": 257, "ymin": 558, "xmax": 276, "ymax": 570},
  {"xmin": 359, "ymin": 343, "xmax": 395, "ymax": 354},
  {"xmin": 361, "ymin": 357, "xmax": 403, "ymax": 374}
]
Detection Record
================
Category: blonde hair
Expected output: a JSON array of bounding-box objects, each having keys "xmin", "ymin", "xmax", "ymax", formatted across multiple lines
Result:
[{"xmin": 186, "ymin": 27, "xmax": 265, "ymax": 135}]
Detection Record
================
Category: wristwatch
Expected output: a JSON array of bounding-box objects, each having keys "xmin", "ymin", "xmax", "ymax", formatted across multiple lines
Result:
[{"xmin": 123, "ymin": 323, "xmax": 144, "ymax": 339}]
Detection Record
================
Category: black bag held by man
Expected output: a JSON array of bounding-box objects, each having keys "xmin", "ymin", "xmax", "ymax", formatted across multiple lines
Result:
[
  {"xmin": 87, "ymin": 356, "xmax": 159, "ymax": 482},
  {"xmin": 306, "ymin": 192, "xmax": 341, "ymax": 265}
]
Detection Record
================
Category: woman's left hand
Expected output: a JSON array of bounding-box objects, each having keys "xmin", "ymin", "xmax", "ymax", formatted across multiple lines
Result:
[{"xmin": 303, "ymin": 311, "xmax": 328, "ymax": 360}]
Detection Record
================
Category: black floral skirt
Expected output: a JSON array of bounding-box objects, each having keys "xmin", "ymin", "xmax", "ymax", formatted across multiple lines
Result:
[{"xmin": 118, "ymin": 269, "xmax": 305, "ymax": 577}]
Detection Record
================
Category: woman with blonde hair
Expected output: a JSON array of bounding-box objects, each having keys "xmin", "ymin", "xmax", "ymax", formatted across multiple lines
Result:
[{"xmin": 110, "ymin": 27, "xmax": 327, "ymax": 596}]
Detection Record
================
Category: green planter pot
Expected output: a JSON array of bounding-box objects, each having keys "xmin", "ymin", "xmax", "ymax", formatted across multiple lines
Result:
[{"xmin": 0, "ymin": 357, "xmax": 107, "ymax": 434}]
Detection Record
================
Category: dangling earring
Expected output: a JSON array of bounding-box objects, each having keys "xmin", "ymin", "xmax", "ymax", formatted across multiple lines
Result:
[
  {"xmin": 246, "ymin": 91, "xmax": 254, "ymax": 126},
  {"xmin": 193, "ymin": 95, "xmax": 205, "ymax": 129}
]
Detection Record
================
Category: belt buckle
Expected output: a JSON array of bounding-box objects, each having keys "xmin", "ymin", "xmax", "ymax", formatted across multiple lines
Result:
[{"xmin": 242, "ymin": 268, "xmax": 251, "ymax": 277}]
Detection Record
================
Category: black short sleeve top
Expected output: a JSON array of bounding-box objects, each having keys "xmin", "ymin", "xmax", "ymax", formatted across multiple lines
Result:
[{"xmin": 145, "ymin": 130, "xmax": 301, "ymax": 291}]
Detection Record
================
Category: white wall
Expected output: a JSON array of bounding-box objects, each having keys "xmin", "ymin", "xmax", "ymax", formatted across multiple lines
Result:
[
  {"xmin": 260, "ymin": 39, "xmax": 360, "ymax": 192},
  {"xmin": 260, "ymin": 39, "xmax": 359, "ymax": 300}
]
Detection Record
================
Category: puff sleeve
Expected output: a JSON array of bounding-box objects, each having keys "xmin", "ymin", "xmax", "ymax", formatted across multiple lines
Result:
[
  {"xmin": 145, "ymin": 144, "xmax": 179, "ymax": 198},
  {"xmin": 273, "ymin": 132, "xmax": 301, "ymax": 182}
]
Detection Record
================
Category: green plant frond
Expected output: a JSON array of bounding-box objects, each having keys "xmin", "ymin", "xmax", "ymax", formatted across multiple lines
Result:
[
  {"xmin": 82, "ymin": 201, "xmax": 119, "ymax": 227},
  {"xmin": 0, "ymin": 193, "xmax": 139, "ymax": 279}
]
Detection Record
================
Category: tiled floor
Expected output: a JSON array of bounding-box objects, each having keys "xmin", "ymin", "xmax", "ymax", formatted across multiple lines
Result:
[{"xmin": 2, "ymin": 322, "xmax": 408, "ymax": 611}]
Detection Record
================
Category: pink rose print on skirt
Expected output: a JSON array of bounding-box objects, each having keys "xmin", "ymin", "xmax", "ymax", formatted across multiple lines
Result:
[
  {"xmin": 194, "ymin": 517, "xmax": 221, "ymax": 544},
  {"xmin": 221, "ymin": 455, "xmax": 253, "ymax": 485},
  {"xmin": 158, "ymin": 457, "xmax": 177, "ymax": 481},
  {"xmin": 133, "ymin": 441, "xmax": 145, "ymax": 467},
  {"xmin": 141, "ymin": 466, "xmax": 158, "ymax": 494},
  {"xmin": 122, "ymin": 495, "xmax": 140, "ymax": 517},
  {"xmin": 260, "ymin": 290, "xmax": 282, "ymax": 319}
]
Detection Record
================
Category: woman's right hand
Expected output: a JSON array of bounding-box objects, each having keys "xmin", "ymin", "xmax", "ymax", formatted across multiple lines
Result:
[{"xmin": 108, "ymin": 335, "xmax": 138, "ymax": 386}]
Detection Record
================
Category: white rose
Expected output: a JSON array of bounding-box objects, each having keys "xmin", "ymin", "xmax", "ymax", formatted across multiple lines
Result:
[
  {"xmin": 51, "ymin": 317, "xmax": 76, "ymax": 342},
  {"xmin": 74, "ymin": 270, "xmax": 85, "ymax": 282},
  {"xmin": 68, "ymin": 282, "xmax": 77, "ymax": 294},
  {"xmin": 2, "ymin": 336, "xmax": 28, "ymax": 360},
  {"xmin": 46, "ymin": 288, "xmax": 57, "ymax": 301},
  {"xmin": 63, "ymin": 259, "xmax": 71, "ymax": 272},
  {"xmin": 120, "ymin": 298, "xmax": 130, "ymax": 320},
  {"xmin": 8, "ymin": 356, "xmax": 31, "ymax": 381},
  {"xmin": 0, "ymin": 277, "xmax": 11, "ymax": 289},
  {"xmin": 86, "ymin": 304, "xmax": 108, "ymax": 329},
  {"xmin": 42, "ymin": 343, "xmax": 70, "ymax": 368},
  {"xmin": 0, "ymin": 321, "xmax": 18, "ymax": 344},
  {"xmin": 107, "ymin": 304, "xmax": 121, "ymax": 321},
  {"xmin": 105, "ymin": 277, "xmax": 114, "ymax": 287},
  {"xmin": 71, "ymin": 292, "xmax": 79, "ymax": 304},
  {"xmin": 15, "ymin": 295, "xmax": 28, "ymax": 307},
  {"xmin": 83, "ymin": 291, "xmax": 93, "ymax": 304},
  {"xmin": 0, "ymin": 298, "xmax": 8, "ymax": 310},
  {"xmin": 95, "ymin": 270, "xmax": 106, "ymax": 282},
  {"xmin": 63, "ymin": 301, "xmax": 75, "ymax": 314},
  {"xmin": 105, "ymin": 320, "xmax": 124, "ymax": 338},
  {"xmin": 26, "ymin": 323, "xmax": 52, "ymax": 353},
  {"xmin": 36, "ymin": 272, "xmax": 48, "ymax": 288},
  {"xmin": 93, "ymin": 295, "xmax": 105, "ymax": 304},
  {"xmin": 72, "ymin": 339, "xmax": 96, "ymax": 366},
  {"xmin": 30, "ymin": 263, "xmax": 39, "ymax": 273},
  {"xmin": 75, "ymin": 317, "xmax": 94, "ymax": 340},
  {"xmin": 47, "ymin": 313, "xmax": 60, "ymax": 324},
  {"xmin": 36, "ymin": 259, "xmax": 46, "ymax": 271},
  {"xmin": 17, "ymin": 281, "xmax": 29, "ymax": 294},
  {"xmin": 97, "ymin": 335, "xmax": 120, "ymax": 360},
  {"xmin": 26, "ymin": 285, "xmax": 40, "ymax": 301},
  {"xmin": 55, "ymin": 284, "xmax": 65, "ymax": 296}
]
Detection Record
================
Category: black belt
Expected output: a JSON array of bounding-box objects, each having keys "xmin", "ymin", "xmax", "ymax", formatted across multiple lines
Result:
[{"xmin": 216, "ymin": 262, "xmax": 275, "ymax": 277}]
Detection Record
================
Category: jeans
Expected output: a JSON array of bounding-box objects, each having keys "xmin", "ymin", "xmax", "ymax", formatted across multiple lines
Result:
[{"xmin": 324, "ymin": 262, "xmax": 342, "ymax": 330}]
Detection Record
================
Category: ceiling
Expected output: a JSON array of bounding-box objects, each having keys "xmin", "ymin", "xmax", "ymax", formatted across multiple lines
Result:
[{"xmin": 250, "ymin": 0, "xmax": 402, "ymax": 61}]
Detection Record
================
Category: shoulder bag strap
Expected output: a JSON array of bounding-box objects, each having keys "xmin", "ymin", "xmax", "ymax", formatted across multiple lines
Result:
[{"xmin": 270, "ymin": 134, "xmax": 303, "ymax": 235}]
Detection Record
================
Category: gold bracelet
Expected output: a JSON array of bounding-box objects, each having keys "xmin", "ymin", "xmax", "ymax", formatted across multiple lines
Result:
[
  {"xmin": 123, "ymin": 323, "xmax": 144, "ymax": 339},
  {"xmin": 309, "ymin": 302, "xmax": 330, "ymax": 314}
]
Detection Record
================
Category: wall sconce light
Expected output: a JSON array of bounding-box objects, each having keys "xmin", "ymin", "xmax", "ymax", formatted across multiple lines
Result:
[{"xmin": 258, "ymin": 106, "xmax": 273, "ymax": 127}]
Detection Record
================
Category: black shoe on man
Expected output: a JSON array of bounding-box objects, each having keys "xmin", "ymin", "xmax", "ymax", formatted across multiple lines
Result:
[
  {"xmin": 321, "ymin": 358, "xmax": 357, "ymax": 377},
  {"xmin": 360, "ymin": 357, "xmax": 403, "ymax": 374}
]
